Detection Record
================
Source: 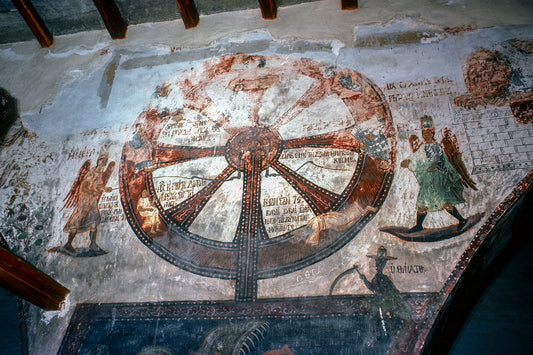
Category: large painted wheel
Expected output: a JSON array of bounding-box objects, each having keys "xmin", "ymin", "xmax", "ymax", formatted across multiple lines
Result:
[{"xmin": 119, "ymin": 54, "xmax": 396, "ymax": 300}]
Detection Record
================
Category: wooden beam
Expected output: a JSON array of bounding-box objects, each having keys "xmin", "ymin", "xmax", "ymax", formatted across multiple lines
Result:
[
  {"xmin": 341, "ymin": 0, "xmax": 358, "ymax": 10},
  {"xmin": 0, "ymin": 244, "xmax": 69, "ymax": 311},
  {"xmin": 258, "ymin": 0, "xmax": 277, "ymax": 20},
  {"xmin": 11, "ymin": 0, "xmax": 53, "ymax": 48},
  {"xmin": 93, "ymin": 0, "xmax": 128, "ymax": 39},
  {"xmin": 175, "ymin": 0, "xmax": 199, "ymax": 29}
]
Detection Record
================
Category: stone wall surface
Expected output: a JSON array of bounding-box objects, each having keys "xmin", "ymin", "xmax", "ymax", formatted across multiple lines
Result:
[{"xmin": 0, "ymin": 1, "xmax": 532, "ymax": 354}]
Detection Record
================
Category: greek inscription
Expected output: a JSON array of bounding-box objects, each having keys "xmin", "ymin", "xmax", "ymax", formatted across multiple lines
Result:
[
  {"xmin": 99, "ymin": 193, "xmax": 125, "ymax": 223},
  {"xmin": 155, "ymin": 178, "xmax": 210, "ymax": 208},
  {"xmin": 279, "ymin": 150, "xmax": 353, "ymax": 160},
  {"xmin": 295, "ymin": 268, "xmax": 320, "ymax": 283},
  {"xmin": 67, "ymin": 148, "xmax": 97, "ymax": 161},
  {"xmin": 389, "ymin": 263, "xmax": 425, "ymax": 274},
  {"xmin": 384, "ymin": 77, "xmax": 459, "ymax": 103},
  {"xmin": 263, "ymin": 194, "xmax": 313, "ymax": 236}
]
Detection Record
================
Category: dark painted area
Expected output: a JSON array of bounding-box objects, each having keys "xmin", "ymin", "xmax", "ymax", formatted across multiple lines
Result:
[
  {"xmin": 423, "ymin": 178, "xmax": 533, "ymax": 355},
  {"xmin": 449, "ymin": 222, "xmax": 533, "ymax": 354},
  {"xmin": 0, "ymin": 288, "xmax": 22, "ymax": 355},
  {"xmin": 0, "ymin": 233, "xmax": 532, "ymax": 353},
  {"xmin": 58, "ymin": 294, "xmax": 433, "ymax": 354},
  {"xmin": 77, "ymin": 317, "xmax": 367, "ymax": 354}
]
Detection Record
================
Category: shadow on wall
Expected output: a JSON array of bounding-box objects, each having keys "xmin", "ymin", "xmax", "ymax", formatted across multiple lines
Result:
[{"xmin": 0, "ymin": 88, "xmax": 18, "ymax": 143}]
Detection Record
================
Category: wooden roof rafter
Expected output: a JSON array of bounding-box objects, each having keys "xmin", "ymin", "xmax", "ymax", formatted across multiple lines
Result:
[
  {"xmin": 93, "ymin": 0, "xmax": 128, "ymax": 39},
  {"xmin": 341, "ymin": 0, "xmax": 358, "ymax": 10},
  {"xmin": 0, "ymin": 240, "xmax": 69, "ymax": 311},
  {"xmin": 10, "ymin": 0, "xmax": 354, "ymax": 46},
  {"xmin": 11, "ymin": 0, "xmax": 53, "ymax": 48},
  {"xmin": 176, "ymin": 0, "xmax": 200, "ymax": 29},
  {"xmin": 258, "ymin": 0, "xmax": 277, "ymax": 20}
]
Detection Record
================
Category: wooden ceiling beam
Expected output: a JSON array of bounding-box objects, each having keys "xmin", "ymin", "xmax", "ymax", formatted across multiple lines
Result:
[
  {"xmin": 0, "ymin": 244, "xmax": 69, "ymax": 311},
  {"xmin": 11, "ymin": 0, "xmax": 53, "ymax": 48},
  {"xmin": 93, "ymin": 0, "xmax": 128, "ymax": 39},
  {"xmin": 258, "ymin": 0, "xmax": 277, "ymax": 20},
  {"xmin": 341, "ymin": 0, "xmax": 358, "ymax": 10},
  {"xmin": 176, "ymin": 0, "xmax": 200, "ymax": 29}
]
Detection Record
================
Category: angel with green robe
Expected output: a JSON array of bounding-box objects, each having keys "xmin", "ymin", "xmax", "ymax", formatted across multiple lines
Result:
[{"xmin": 400, "ymin": 116, "xmax": 477, "ymax": 233}]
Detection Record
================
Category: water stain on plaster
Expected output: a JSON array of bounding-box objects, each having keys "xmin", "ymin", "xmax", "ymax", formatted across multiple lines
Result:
[
  {"xmin": 98, "ymin": 54, "xmax": 121, "ymax": 109},
  {"xmin": 354, "ymin": 30, "xmax": 446, "ymax": 47}
]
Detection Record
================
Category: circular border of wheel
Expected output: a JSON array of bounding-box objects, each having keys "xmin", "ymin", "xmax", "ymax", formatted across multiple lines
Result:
[{"xmin": 119, "ymin": 54, "xmax": 396, "ymax": 282}]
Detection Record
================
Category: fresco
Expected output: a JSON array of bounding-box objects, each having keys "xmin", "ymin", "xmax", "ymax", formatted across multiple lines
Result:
[
  {"xmin": 119, "ymin": 54, "xmax": 395, "ymax": 302},
  {"xmin": 49, "ymin": 146, "xmax": 115, "ymax": 257},
  {"xmin": 0, "ymin": 20, "xmax": 532, "ymax": 354},
  {"xmin": 381, "ymin": 115, "xmax": 483, "ymax": 242}
]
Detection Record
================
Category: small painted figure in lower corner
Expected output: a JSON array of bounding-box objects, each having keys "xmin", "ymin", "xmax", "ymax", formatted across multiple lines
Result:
[
  {"xmin": 49, "ymin": 146, "xmax": 115, "ymax": 257},
  {"xmin": 356, "ymin": 246, "xmax": 413, "ymax": 349},
  {"xmin": 381, "ymin": 116, "xmax": 483, "ymax": 242}
]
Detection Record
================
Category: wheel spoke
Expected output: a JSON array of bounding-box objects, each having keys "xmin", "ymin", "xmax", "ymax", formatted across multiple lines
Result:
[
  {"xmin": 271, "ymin": 160, "xmax": 339, "ymax": 215},
  {"xmin": 234, "ymin": 150, "xmax": 267, "ymax": 301},
  {"xmin": 272, "ymin": 80, "xmax": 328, "ymax": 130},
  {"xmin": 282, "ymin": 129, "xmax": 362, "ymax": 152},
  {"xmin": 166, "ymin": 165, "xmax": 236, "ymax": 228},
  {"xmin": 152, "ymin": 143, "xmax": 225, "ymax": 169}
]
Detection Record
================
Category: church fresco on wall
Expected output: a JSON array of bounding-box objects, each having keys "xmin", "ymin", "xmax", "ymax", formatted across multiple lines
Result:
[
  {"xmin": 0, "ymin": 23, "xmax": 532, "ymax": 354},
  {"xmin": 119, "ymin": 54, "xmax": 395, "ymax": 302}
]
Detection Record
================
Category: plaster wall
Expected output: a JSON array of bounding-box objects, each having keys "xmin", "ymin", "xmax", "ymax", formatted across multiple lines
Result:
[{"xmin": 0, "ymin": 1, "xmax": 532, "ymax": 353}]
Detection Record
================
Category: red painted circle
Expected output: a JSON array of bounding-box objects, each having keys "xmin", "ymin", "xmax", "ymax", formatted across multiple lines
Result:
[{"xmin": 225, "ymin": 126, "xmax": 282, "ymax": 172}]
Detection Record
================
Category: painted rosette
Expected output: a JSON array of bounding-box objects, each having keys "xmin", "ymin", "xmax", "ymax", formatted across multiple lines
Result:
[{"xmin": 119, "ymin": 54, "xmax": 395, "ymax": 299}]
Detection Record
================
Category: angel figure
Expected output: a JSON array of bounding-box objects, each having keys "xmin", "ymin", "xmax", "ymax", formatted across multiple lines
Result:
[
  {"xmin": 50, "ymin": 146, "xmax": 115, "ymax": 256},
  {"xmin": 296, "ymin": 202, "xmax": 377, "ymax": 246},
  {"xmin": 400, "ymin": 116, "xmax": 477, "ymax": 233}
]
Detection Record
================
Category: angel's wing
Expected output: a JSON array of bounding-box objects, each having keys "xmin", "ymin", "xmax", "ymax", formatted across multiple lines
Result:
[
  {"xmin": 62, "ymin": 160, "xmax": 91, "ymax": 210},
  {"xmin": 102, "ymin": 162, "xmax": 115, "ymax": 188},
  {"xmin": 409, "ymin": 134, "xmax": 423, "ymax": 153},
  {"xmin": 441, "ymin": 128, "xmax": 478, "ymax": 190}
]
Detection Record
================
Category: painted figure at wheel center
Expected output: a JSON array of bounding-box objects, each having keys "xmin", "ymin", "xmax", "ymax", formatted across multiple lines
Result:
[
  {"xmin": 400, "ymin": 116, "xmax": 477, "ymax": 233},
  {"xmin": 54, "ymin": 146, "xmax": 115, "ymax": 255}
]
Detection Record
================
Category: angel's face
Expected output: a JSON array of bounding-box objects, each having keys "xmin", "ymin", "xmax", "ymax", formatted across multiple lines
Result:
[
  {"xmin": 96, "ymin": 157, "xmax": 107, "ymax": 170},
  {"xmin": 421, "ymin": 128, "xmax": 435, "ymax": 143}
]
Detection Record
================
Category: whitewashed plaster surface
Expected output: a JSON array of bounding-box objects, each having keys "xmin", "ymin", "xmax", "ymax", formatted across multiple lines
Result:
[{"xmin": 0, "ymin": 1, "xmax": 532, "ymax": 353}]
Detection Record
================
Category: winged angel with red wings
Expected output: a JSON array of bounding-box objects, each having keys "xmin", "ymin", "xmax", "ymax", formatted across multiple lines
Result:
[
  {"xmin": 399, "ymin": 116, "xmax": 477, "ymax": 234},
  {"xmin": 49, "ymin": 146, "xmax": 115, "ymax": 257}
]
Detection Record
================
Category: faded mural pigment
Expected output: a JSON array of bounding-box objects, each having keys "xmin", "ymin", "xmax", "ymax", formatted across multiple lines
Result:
[{"xmin": 0, "ymin": 1, "xmax": 532, "ymax": 354}]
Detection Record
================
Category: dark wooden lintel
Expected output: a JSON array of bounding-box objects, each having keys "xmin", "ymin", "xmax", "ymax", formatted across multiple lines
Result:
[
  {"xmin": 0, "ymin": 245, "xmax": 69, "ymax": 311},
  {"xmin": 258, "ymin": 0, "xmax": 277, "ymax": 20},
  {"xmin": 341, "ymin": 0, "xmax": 358, "ymax": 10},
  {"xmin": 93, "ymin": 0, "xmax": 128, "ymax": 39},
  {"xmin": 11, "ymin": 0, "xmax": 53, "ymax": 48},
  {"xmin": 175, "ymin": 0, "xmax": 200, "ymax": 29}
]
